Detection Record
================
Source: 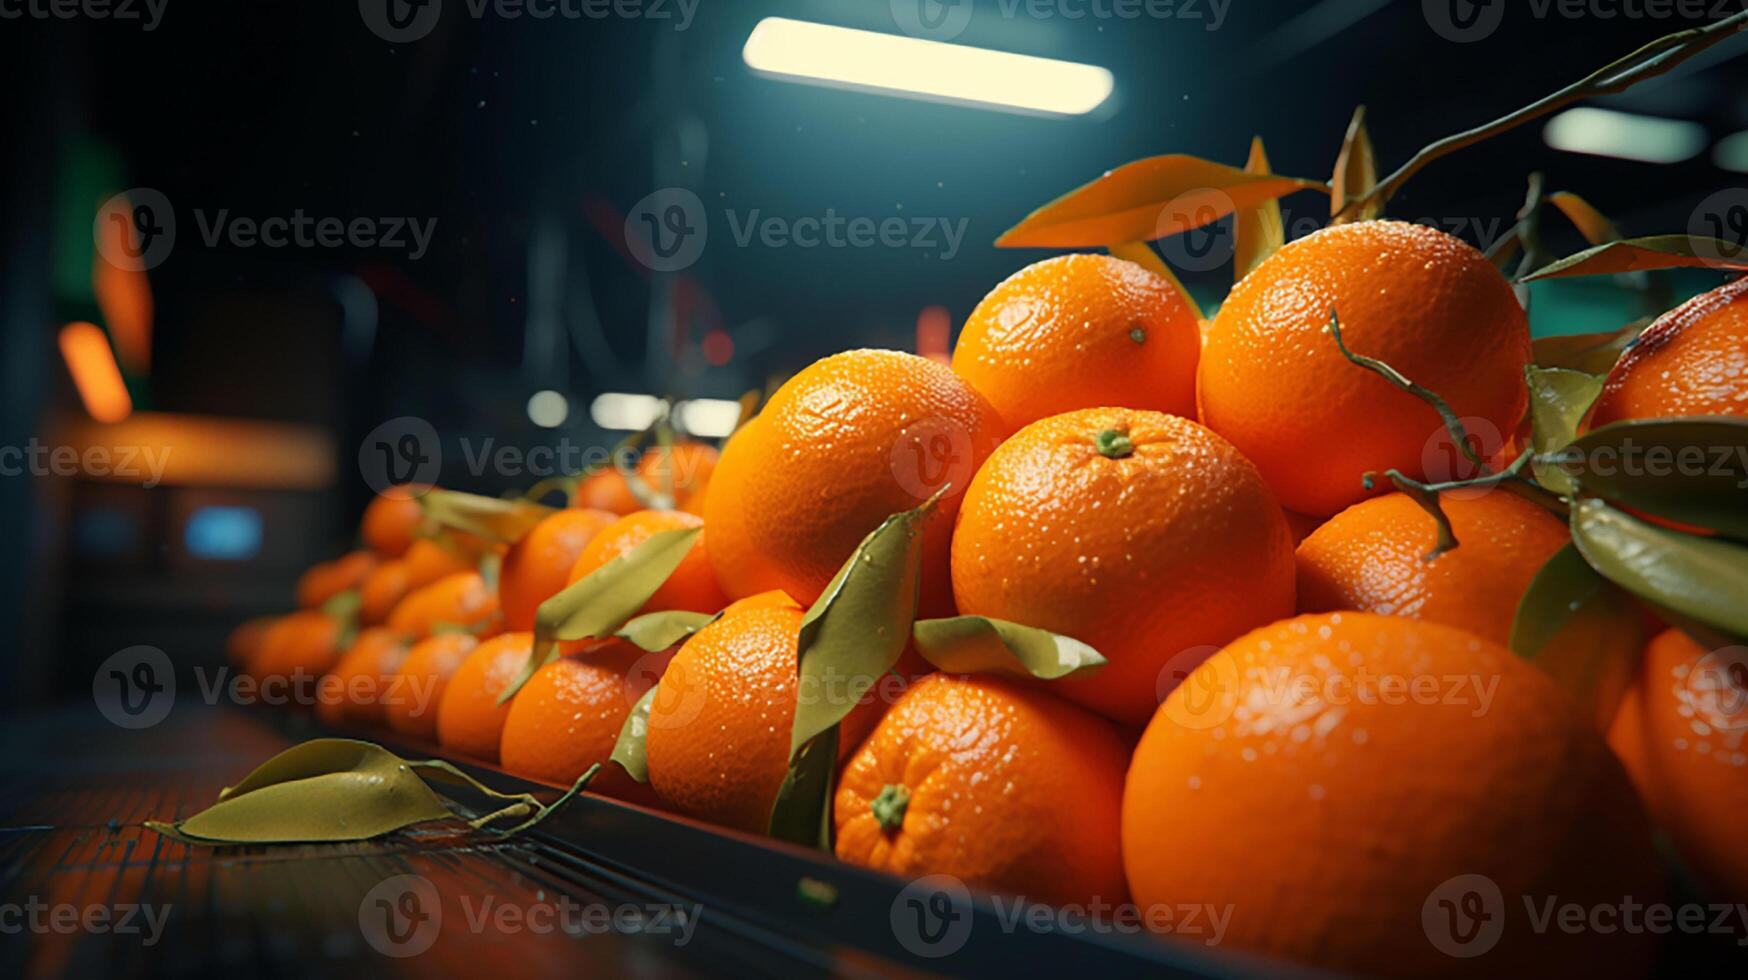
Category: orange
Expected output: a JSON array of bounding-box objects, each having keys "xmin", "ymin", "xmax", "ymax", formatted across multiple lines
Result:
[
  {"xmin": 250, "ymin": 610, "xmax": 343, "ymax": 683},
  {"xmin": 1199, "ymin": 221, "xmax": 1531, "ymax": 516},
  {"xmin": 952, "ymin": 253, "xmax": 1201, "ymax": 433},
  {"xmin": 499, "ymin": 508, "xmax": 618, "ymax": 631},
  {"xmin": 575, "ymin": 466, "xmax": 643, "ymax": 515},
  {"xmin": 1125, "ymin": 612, "xmax": 1662, "ymax": 977},
  {"xmin": 949, "ymin": 408, "xmax": 1294, "ymax": 725},
  {"xmin": 295, "ymin": 550, "xmax": 377, "ymax": 608},
  {"xmin": 402, "ymin": 536, "xmax": 477, "ymax": 590},
  {"xmin": 1295, "ymin": 491, "xmax": 1570, "ymax": 646},
  {"xmin": 634, "ymin": 441, "xmax": 718, "ymax": 515},
  {"xmin": 498, "ymin": 641, "xmax": 662, "ymax": 805},
  {"xmin": 225, "ymin": 615, "xmax": 277, "ymax": 670},
  {"xmin": 1590, "ymin": 275, "xmax": 1748, "ymax": 426},
  {"xmin": 644, "ymin": 604, "xmax": 803, "ymax": 833},
  {"xmin": 386, "ymin": 570, "xmax": 499, "ymax": 637},
  {"xmin": 384, "ymin": 632, "xmax": 480, "ymax": 739},
  {"xmin": 361, "ymin": 486, "xmax": 427, "ymax": 558},
  {"xmin": 704, "ymin": 349, "xmax": 1004, "ymax": 618},
  {"xmin": 835, "ymin": 673, "xmax": 1129, "ymax": 906},
  {"xmin": 1609, "ymin": 628, "xmax": 1748, "ymax": 901},
  {"xmin": 315, "ymin": 627, "xmax": 412, "ymax": 727},
  {"xmin": 358, "ymin": 559, "xmax": 410, "ymax": 625},
  {"xmin": 435, "ymin": 632, "xmax": 535, "ymax": 761},
  {"xmin": 567, "ymin": 510, "xmax": 728, "ymax": 616}
]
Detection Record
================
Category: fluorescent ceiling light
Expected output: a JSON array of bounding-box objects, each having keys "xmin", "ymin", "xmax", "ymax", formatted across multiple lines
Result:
[
  {"xmin": 1714, "ymin": 130, "xmax": 1748, "ymax": 173},
  {"xmin": 591, "ymin": 393, "xmax": 665, "ymax": 431},
  {"xmin": 673, "ymin": 399, "xmax": 742, "ymax": 438},
  {"xmin": 526, "ymin": 390, "xmax": 569, "ymax": 429},
  {"xmin": 1543, "ymin": 108, "xmax": 1706, "ymax": 164},
  {"xmin": 742, "ymin": 17, "xmax": 1113, "ymax": 117}
]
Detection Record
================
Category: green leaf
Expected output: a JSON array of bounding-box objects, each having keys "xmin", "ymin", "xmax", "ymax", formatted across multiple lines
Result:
[
  {"xmin": 996, "ymin": 153, "xmax": 1326, "ymax": 249},
  {"xmin": 1554, "ymin": 419, "xmax": 1748, "ymax": 540},
  {"xmin": 1524, "ymin": 367, "xmax": 1604, "ymax": 495},
  {"xmin": 789, "ymin": 494, "xmax": 940, "ymax": 758},
  {"xmin": 767, "ymin": 726, "xmax": 838, "ymax": 850},
  {"xmin": 1330, "ymin": 106, "xmax": 1379, "ymax": 223},
  {"xmin": 499, "ymin": 526, "xmax": 703, "ymax": 702},
  {"xmin": 1233, "ymin": 136, "xmax": 1286, "ymax": 283},
  {"xmin": 1521, "ymin": 235, "xmax": 1748, "ymax": 282},
  {"xmin": 616, "ymin": 610, "xmax": 719, "ymax": 653},
  {"xmin": 420, "ymin": 490, "xmax": 556, "ymax": 544},
  {"xmin": 1531, "ymin": 318, "xmax": 1651, "ymax": 374},
  {"xmin": 609, "ymin": 686, "xmax": 657, "ymax": 783},
  {"xmin": 1510, "ymin": 544, "xmax": 1646, "ymax": 732},
  {"xmin": 1108, "ymin": 242, "xmax": 1203, "ymax": 321},
  {"xmin": 148, "ymin": 739, "xmax": 544, "ymax": 844},
  {"xmin": 1570, "ymin": 499, "xmax": 1748, "ymax": 638},
  {"xmin": 1545, "ymin": 191, "xmax": 1622, "ymax": 246},
  {"xmin": 911, "ymin": 616, "xmax": 1107, "ymax": 680}
]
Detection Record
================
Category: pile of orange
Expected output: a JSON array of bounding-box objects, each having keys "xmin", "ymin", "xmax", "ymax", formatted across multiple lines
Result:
[{"xmin": 231, "ymin": 219, "xmax": 1748, "ymax": 977}]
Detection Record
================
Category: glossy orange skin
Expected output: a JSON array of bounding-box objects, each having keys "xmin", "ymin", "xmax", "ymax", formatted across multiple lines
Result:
[
  {"xmin": 498, "ymin": 642, "xmax": 662, "ymax": 805},
  {"xmin": 499, "ymin": 508, "xmax": 618, "ymax": 632},
  {"xmin": 250, "ymin": 610, "xmax": 343, "ymax": 682},
  {"xmin": 835, "ymin": 673, "xmax": 1129, "ymax": 907},
  {"xmin": 436, "ymin": 632, "xmax": 534, "ymax": 761},
  {"xmin": 704, "ymin": 349, "xmax": 1004, "ymax": 618},
  {"xmin": 1126, "ymin": 613, "xmax": 1662, "ymax": 978},
  {"xmin": 567, "ymin": 510, "xmax": 728, "ymax": 616},
  {"xmin": 575, "ymin": 467, "xmax": 643, "ymax": 515},
  {"xmin": 1200, "ymin": 221, "xmax": 1531, "ymax": 516},
  {"xmin": 635, "ymin": 442, "xmax": 719, "ymax": 515},
  {"xmin": 361, "ymin": 487, "xmax": 427, "ymax": 558},
  {"xmin": 950, "ymin": 408, "xmax": 1295, "ymax": 725},
  {"xmin": 1296, "ymin": 491, "xmax": 1570, "ymax": 646},
  {"xmin": 402, "ymin": 537, "xmax": 476, "ymax": 591},
  {"xmin": 295, "ymin": 550, "xmax": 377, "ymax": 609},
  {"xmin": 1609, "ymin": 628, "xmax": 1748, "ymax": 901},
  {"xmin": 384, "ymin": 632, "xmax": 479, "ymax": 739},
  {"xmin": 953, "ymin": 254, "xmax": 1201, "ymax": 433},
  {"xmin": 644, "ymin": 605, "xmax": 804, "ymax": 833},
  {"xmin": 1590, "ymin": 275, "xmax": 1748, "ymax": 426},
  {"xmin": 225, "ymin": 615, "xmax": 277, "ymax": 670},
  {"xmin": 358, "ymin": 559, "xmax": 410, "ymax": 625},
  {"xmin": 386, "ymin": 571, "xmax": 499, "ymax": 638},
  {"xmin": 316, "ymin": 627, "xmax": 412, "ymax": 726}
]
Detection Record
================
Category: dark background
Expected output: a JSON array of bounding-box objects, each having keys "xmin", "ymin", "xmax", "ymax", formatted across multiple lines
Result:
[{"xmin": 3, "ymin": 0, "xmax": 1746, "ymax": 703}]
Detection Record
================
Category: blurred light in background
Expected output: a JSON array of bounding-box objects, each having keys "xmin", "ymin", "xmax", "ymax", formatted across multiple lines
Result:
[
  {"xmin": 58, "ymin": 321, "xmax": 134, "ymax": 423},
  {"xmin": 183, "ymin": 505, "xmax": 264, "ymax": 560},
  {"xmin": 1713, "ymin": 130, "xmax": 1748, "ymax": 172},
  {"xmin": 742, "ymin": 18, "xmax": 1114, "ymax": 117},
  {"xmin": 526, "ymin": 389, "xmax": 570, "ymax": 428},
  {"xmin": 916, "ymin": 305, "xmax": 951, "ymax": 364},
  {"xmin": 591, "ymin": 393, "xmax": 665, "ymax": 430},
  {"xmin": 73, "ymin": 507, "xmax": 139, "ymax": 559},
  {"xmin": 1543, "ymin": 108, "xmax": 1706, "ymax": 164},
  {"xmin": 672, "ymin": 399, "xmax": 742, "ymax": 438},
  {"xmin": 702, "ymin": 329, "xmax": 735, "ymax": 367}
]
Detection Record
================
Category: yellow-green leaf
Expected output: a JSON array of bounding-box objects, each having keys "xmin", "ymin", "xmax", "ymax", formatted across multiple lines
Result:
[
  {"xmin": 767, "ymin": 727, "xmax": 838, "ymax": 849},
  {"xmin": 1531, "ymin": 318, "xmax": 1651, "ymax": 374},
  {"xmin": 1524, "ymin": 366, "xmax": 1603, "ymax": 495},
  {"xmin": 1546, "ymin": 191, "xmax": 1622, "ymax": 246},
  {"xmin": 1556, "ymin": 419, "xmax": 1748, "ymax": 540},
  {"xmin": 911, "ymin": 616, "xmax": 1106, "ymax": 680},
  {"xmin": 420, "ymin": 490, "xmax": 556, "ymax": 544},
  {"xmin": 1233, "ymin": 136, "xmax": 1285, "ymax": 283},
  {"xmin": 500, "ymin": 526, "xmax": 703, "ymax": 702},
  {"xmin": 1107, "ymin": 241, "xmax": 1203, "ymax": 321},
  {"xmin": 996, "ymin": 154, "xmax": 1326, "ymax": 249},
  {"xmin": 1510, "ymin": 544, "xmax": 1646, "ymax": 732},
  {"xmin": 610, "ymin": 686, "xmax": 657, "ymax": 783},
  {"xmin": 1330, "ymin": 106, "xmax": 1379, "ymax": 223},
  {"xmin": 1522, "ymin": 236, "xmax": 1748, "ymax": 281},
  {"xmin": 1570, "ymin": 499, "xmax": 1748, "ymax": 638},
  {"xmin": 616, "ymin": 610, "xmax": 719, "ymax": 652}
]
